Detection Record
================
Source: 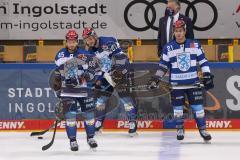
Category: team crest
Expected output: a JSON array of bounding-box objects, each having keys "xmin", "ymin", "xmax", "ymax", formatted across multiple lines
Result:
[
  {"xmin": 177, "ymin": 53, "xmax": 191, "ymax": 71},
  {"xmin": 64, "ymin": 58, "xmax": 79, "ymax": 81}
]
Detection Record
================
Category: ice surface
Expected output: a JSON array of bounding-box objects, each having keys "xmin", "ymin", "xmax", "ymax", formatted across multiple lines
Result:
[{"xmin": 0, "ymin": 131, "xmax": 239, "ymax": 160}]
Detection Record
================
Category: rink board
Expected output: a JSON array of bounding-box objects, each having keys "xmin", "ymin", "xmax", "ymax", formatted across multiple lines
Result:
[
  {"xmin": 0, "ymin": 119, "xmax": 240, "ymax": 131},
  {"xmin": 0, "ymin": 63, "xmax": 240, "ymax": 130}
]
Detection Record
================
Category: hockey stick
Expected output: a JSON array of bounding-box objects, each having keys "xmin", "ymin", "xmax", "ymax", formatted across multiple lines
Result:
[
  {"xmin": 30, "ymin": 121, "xmax": 56, "ymax": 137},
  {"xmin": 103, "ymin": 72, "xmax": 116, "ymax": 87},
  {"xmin": 42, "ymin": 120, "xmax": 60, "ymax": 151},
  {"xmin": 101, "ymin": 71, "xmax": 170, "ymax": 98}
]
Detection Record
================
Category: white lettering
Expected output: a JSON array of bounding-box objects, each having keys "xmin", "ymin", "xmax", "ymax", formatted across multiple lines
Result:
[
  {"xmin": 26, "ymin": 103, "xmax": 34, "ymax": 112},
  {"xmin": 25, "ymin": 88, "xmax": 33, "ymax": 97},
  {"xmin": 17, "ymin": 88, "xmax": 24, "ymax": 98},
  {"xmin": 38, "ymin": 103, "xmax": 45, "ymax": 112},
  {"xmin": 8, "ymin": 88, "xmax": 15, "ymax": 98},
  {"xmin": 117, "ymin": 121, "xmax": 125, "ymax": 128},
  {"xmin": 226, "ymin": 76, "xmax": 240, "ymax": 111},
  {"xmin": 44, "ymin": 88, "xmax": 51, "ymax": 97},
  {"xmin": 8, "ymin": 88, "xmax": 54, "ymax": 98},
  {"xmin": 35, "ymin": 88, "xmax": 42, "ymax": 97},
  {"xmin": 144, "ymin": 121, "xmax": 152, "ymax": 128}
]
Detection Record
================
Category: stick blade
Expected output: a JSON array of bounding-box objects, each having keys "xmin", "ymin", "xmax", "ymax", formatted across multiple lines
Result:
[
  {"xmin": 42, "ymin": 142, "xmax": 53, "ymax": 151},
  {"xmin": 41, "ymin": 120, "xmax": 59, "ymax": 151},
  {"xmin": 30, "ymin": 131, "xmax": 45, "ymax": 137}
]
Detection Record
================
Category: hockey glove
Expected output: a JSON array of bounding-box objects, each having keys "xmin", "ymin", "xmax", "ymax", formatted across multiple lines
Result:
[
  {"xmin": 148, "ymin": 76, "xmax": 160, "ymax": 89},
  {"xmin": 65, "ymin": 77, "xmax": 78, "ymax": 88},
  {"xmin": 55, "ymin": 99, "xmax": 75, "ymax": 120},
  {"xmin": 202, "ymin": 72, "xmax": 214, "ymax": 90}
]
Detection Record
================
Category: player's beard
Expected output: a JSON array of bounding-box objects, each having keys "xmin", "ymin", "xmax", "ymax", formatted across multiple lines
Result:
[
  {"xmin": 86, "ymin": 37, "xmax": 99, "ymax": 48},
  {"xmin": 67, "ymin": 46, "xmax": 77, "ymax": 53}
]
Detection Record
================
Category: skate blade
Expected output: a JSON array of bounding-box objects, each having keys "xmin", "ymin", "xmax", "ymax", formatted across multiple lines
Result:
[
  {"xmin": 204, "ymin": 140, "xmax": 211, "ymax": 144},
  {"xmin": 177, "ymin": 138, "xmax": 184, "ymax": 141},
  {"xmin": 129, "ymin": 132, "xmax": 138, "ymax": 137},
  {"xmin": 89, "ymin": 147, "xmax": 97, "ymax": 152}
]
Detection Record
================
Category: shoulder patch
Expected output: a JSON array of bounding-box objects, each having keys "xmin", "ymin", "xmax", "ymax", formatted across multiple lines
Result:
[{"xmin": 57, "ymin": 51, "xmax": 65, "ymax": 58}]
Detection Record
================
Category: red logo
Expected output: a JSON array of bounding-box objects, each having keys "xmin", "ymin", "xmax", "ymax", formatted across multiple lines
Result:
[{"xmin": 237, "ymin": 4, "xmax": 240, "ymax": 13}]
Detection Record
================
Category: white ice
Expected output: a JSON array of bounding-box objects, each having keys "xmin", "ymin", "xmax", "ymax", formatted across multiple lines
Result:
[{"xmin": 0, "ymin": 131, "xmax": 239, "ymax": 160}]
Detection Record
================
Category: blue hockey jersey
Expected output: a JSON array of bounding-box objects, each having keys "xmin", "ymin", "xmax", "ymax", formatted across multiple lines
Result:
[
  {"xmin": 89, "ymin": 36, "xmax": 124, "ymax": 73},
  {"xmin": 54, "ymin": 47, "xmax": 101, "ymax": 97},
  {"xmin": 57, "ymin": 56, "xmax": 102, "ymax": 98},
  {"xmin": 88, "ymin": 36, "xmax": 125, "ymax": 92},
  {"xmin": 55, "ymin": 47, "xmax": 90, "ymax": 66},
  {"xmin": 90, "ymin": 36, "xmax": 123, "ymax": 55},
  {"xmin": 160, "ymin": 39, "xmax": 210, "ymax": 88}
]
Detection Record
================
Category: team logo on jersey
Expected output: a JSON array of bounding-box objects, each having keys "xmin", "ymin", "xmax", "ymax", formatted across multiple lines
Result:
[
  {"xmin": 64, "ymin": 59, "xmax": 79, "ymax": 80},
  {"xmin": 177, "ymin": 53, "xmax": 191, "ymax": 71},
  {"xmin": 101, "ymin": 55, "xmax": 112, "ymax": 73}
]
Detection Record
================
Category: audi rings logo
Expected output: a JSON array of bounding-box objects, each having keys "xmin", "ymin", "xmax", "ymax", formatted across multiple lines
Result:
[{"xmin": 124, "ymin": 0, "xmax": 218, "ymax": 32}]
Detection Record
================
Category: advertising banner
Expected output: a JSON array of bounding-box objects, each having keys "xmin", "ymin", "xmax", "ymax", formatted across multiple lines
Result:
[
  {"xmin": 0, "ymin": 119, "xmax": 240, "ymax": 130},
  {"xmin": 0, "ymin": 0, "xmax": 239, "ymax": 39}
]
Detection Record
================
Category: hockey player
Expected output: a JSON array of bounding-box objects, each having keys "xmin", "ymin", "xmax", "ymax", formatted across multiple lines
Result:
[
  {"xmin": 148, "ymin": 20, "xmax": 214, "ymax": 142},
  {"xmin": 54, "ymin": 29, "xmax": 100, "ymax": 151},
  {"xmin": 82, "ymin": 27, "xmax": 138, "ymax": 136},
  {"xmin": 55, "ymin": 29, "xmax": 90, "ymax": 66}
]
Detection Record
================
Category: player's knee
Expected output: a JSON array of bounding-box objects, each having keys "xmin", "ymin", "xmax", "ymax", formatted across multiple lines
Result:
[
  {"xmin": 95, "ymin": 120, "xmax": 102, "ymax": 128},
  {"xmin": 195, "ymin": 110, "xmax": 205, "ymax": 118},
  {"xmin": 191, "ymin": 105, "xmax": 205, "ymax": 118},
  {"xmin": 65, "ymin": 112, "xmax": 76, "ymax": 119},
  {"xmin": 124, "ymin": 103, "xmax": 134, "ymax": 112},
  {"xmin": 173, "ymin": 106, "xmax": 183, "ymax": 118},
  {"xmin": 96, "ymin": 98, "xmax": 106, "ymax": 110},
  {"xmin": 96, "ymin": 104, "xmax": 106, "ymax": 111},
  {"xmin": 66, "ymin": 119, "xmax": 76, "ymax": 127},
  {"xmin": 85, "ymin": 119, "xmax": 95, "ymax": 126}
]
